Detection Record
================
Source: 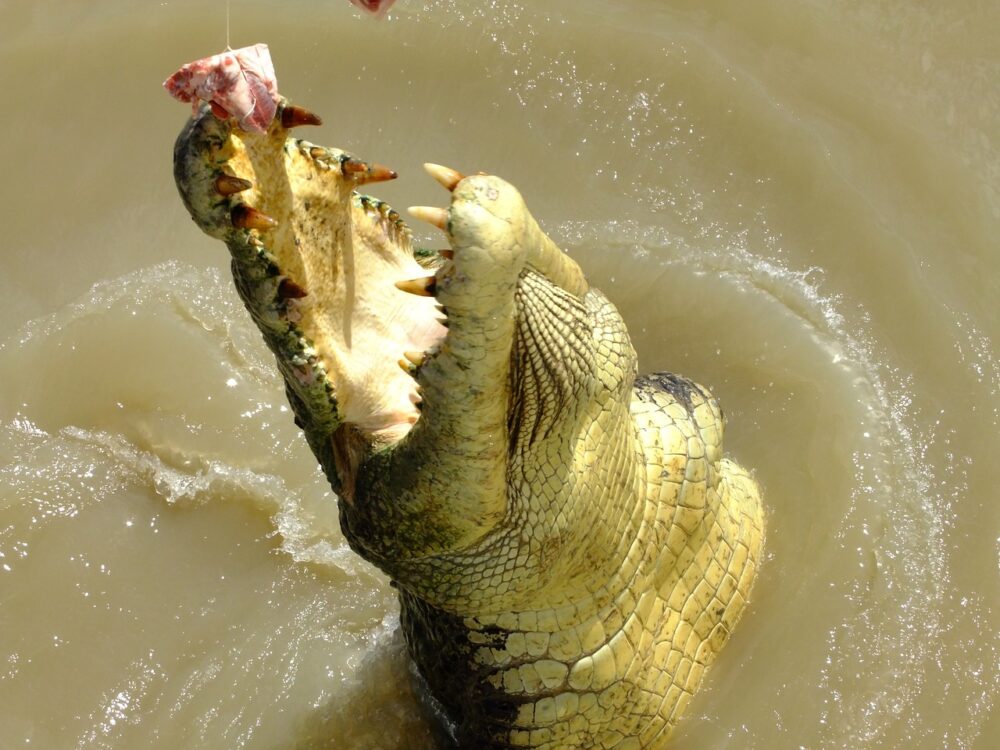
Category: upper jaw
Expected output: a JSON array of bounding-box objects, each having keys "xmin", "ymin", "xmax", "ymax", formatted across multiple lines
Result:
[
  {"xmin": 173, "ymin": 100, "xmax": 447, "ymax": 462},
  {"xmin": 173, "ymin": 98, "xmax": 592, "ymax": 512},
  {"xmin": 174, "ymin": 97, "xmax": 611, "ymax": 573}
]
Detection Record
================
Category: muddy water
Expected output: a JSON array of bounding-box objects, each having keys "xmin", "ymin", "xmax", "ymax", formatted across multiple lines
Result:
[{"xmin": 1, "ymin": 1, "xmax": 997, "ymax": 747}]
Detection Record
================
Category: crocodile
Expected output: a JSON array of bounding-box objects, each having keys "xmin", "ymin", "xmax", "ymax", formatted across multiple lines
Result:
[{"xmin": 173, "ymin": 99, "xmax": 764, "ymax": 749}]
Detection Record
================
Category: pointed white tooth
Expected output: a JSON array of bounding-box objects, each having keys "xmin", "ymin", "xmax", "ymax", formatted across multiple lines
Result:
[
  {"xmin": 423, "ymin": 163, "xmax": 465, "ymax": 192},
  {"xmin": 395, "ymin": 276, "xmax": 437, "ymax": 297},
  {"xmin": 407, "ymin": 206, "xmax": 449, "ymax": 232},
  {"xmin": 403, "ymin": 350, "xmax": 426, "ymax": 367}
]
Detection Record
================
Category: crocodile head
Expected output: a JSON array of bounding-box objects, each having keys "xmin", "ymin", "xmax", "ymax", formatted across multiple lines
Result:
[
  {"xmin": 173, "ymin": 99, "xmax": 598, "ymax": 579},
  {"xmin": 174, "ymin": 100, "xmax": 764, "ymax": 749}
]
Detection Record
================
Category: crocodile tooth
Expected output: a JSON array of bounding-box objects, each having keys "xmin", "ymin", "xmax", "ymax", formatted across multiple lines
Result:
[
  {"xmin": 408, "ymin": 206, "xmax": 448, "ymax": 231},
  {"xmin": 423, "ymin": 163, "xmax": 465, "ymax": 192},
  {"xmin": 403, "ymin": 350, "xmax": 426, "ymax": 367},
  {"xmin": 395, "ymin": 276, "xmax": 437, "ymax": 297},
  {"xmin": 397, "ymin": 358, "xmax": 415, "ymax": 374},
  {"xmin": 363, "ymin": 164, "xmax": 398, "ymax": 183},
  {"xmin": 358, "ymin": 195, "xmax": 376, "ymax": 215},
  {"xmin": 340, "ymin": 158, "xmax": 366, "ymax": 175},
  {"xmin": 215, "ymin": 174, "xmax": 253, "ymax": 196},
  {"xmin": 433, "ymin": 302, "xmax": 449, "ymax": 327},
  {"xmin": 277, "ymin": 278, "xmax": 309, "ymax": 299},
  {"xmin": 341, "ymin": 158, "xmax": 398, "ymax": 184},
  {"xmin": 231, "ymin": 205, "xmax": 278, "ymax": 230},
  {"xmin": 281, "ymin": 105, "xmax": 323, "ymax": 129}
]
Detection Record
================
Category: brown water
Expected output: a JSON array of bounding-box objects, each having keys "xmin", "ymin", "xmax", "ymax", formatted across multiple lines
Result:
[{"xmin": 1, "ymin": 1, "xmax": 997, "ymax": 748}]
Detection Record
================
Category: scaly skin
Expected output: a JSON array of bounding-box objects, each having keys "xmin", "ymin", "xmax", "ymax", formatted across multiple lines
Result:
[{"xmin": 173, "ymin": 99, "xmax": 764, "ymax": 749}]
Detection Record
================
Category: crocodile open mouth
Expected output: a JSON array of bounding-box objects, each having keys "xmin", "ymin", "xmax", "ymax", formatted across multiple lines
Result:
[
  {"xmin": 173, "ymin": 97, "xmax": 767, "ymax": 749},
  {"xmin": 174, "ymin": 101, "xmax": 448, "ymax": 444}
]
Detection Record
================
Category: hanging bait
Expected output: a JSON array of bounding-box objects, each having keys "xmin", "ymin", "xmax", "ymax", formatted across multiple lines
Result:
[{"xmin": 163, "ymin": 43, "xmax": 279, "ymax": 134}]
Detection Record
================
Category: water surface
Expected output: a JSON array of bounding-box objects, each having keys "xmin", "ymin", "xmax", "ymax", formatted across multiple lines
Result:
[{"xmin": 1, "ymin": 1, "xmax": 997, "ymax": 747}]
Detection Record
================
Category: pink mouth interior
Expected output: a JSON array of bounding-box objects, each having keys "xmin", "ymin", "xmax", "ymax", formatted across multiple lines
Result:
[{"xmin": 348, "ymin": 0, "xmax": 397, "ymax": 15}]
